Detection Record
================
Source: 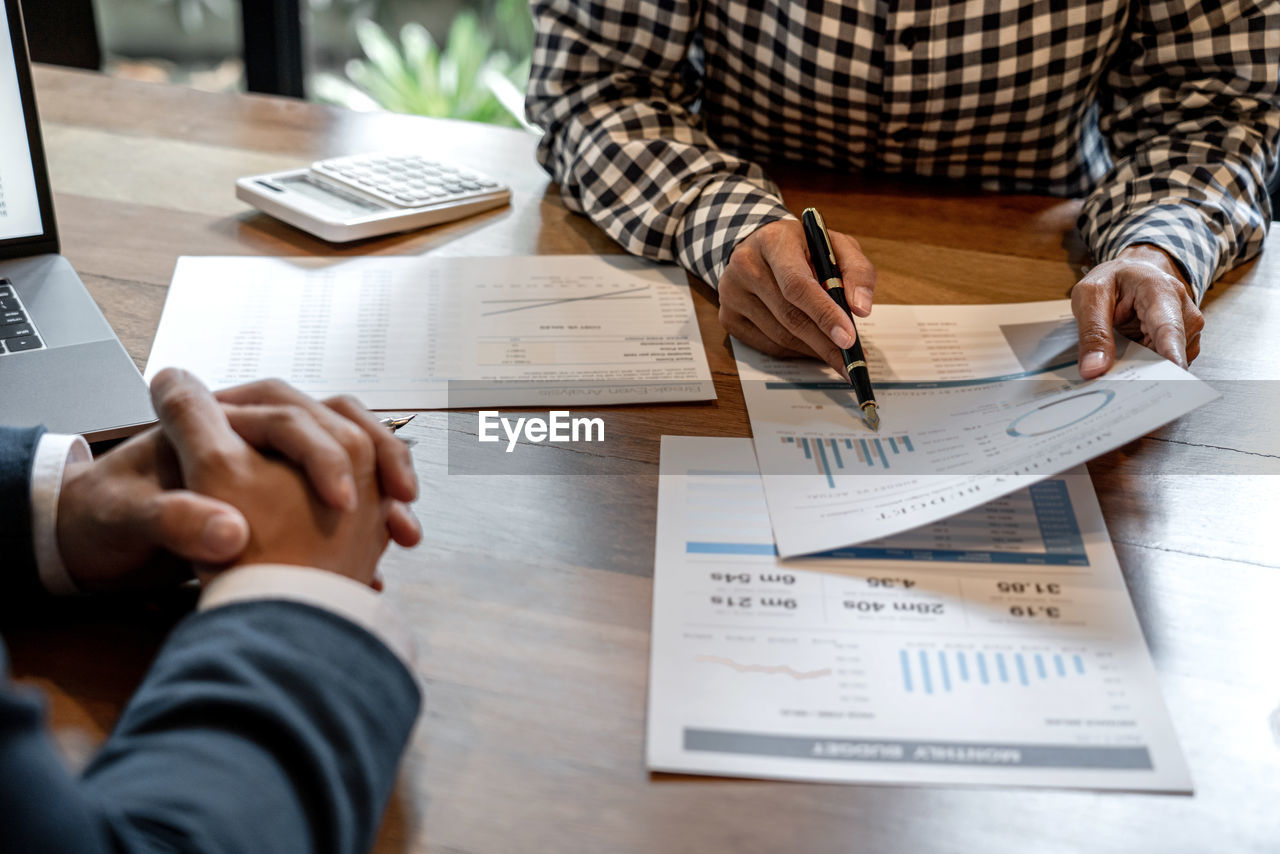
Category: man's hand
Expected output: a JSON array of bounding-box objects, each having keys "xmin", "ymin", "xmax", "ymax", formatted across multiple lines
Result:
[
  {"xmin": 213, "ymin": 379, "xmax": 418, "ymax": 511},
  {"xmin": 56, "ymin": 371, "xmax": 421, "ymax": 591},
  {"xmin": 718, "ymin": 219, "xmax": 877, "ymax": 373},
  {"xmin": 56, "ymin": 427, "xmax": 247, "ymax": 591},
  {"xmin": 149, "ymin": 370, "xmax": 402, "ymax": 586},
  {"xmin": 1072, "ymin": 244, "xmax": 1205, "ymax": 379}
]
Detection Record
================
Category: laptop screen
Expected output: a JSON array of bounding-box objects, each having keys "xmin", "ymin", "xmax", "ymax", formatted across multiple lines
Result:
[
  {"xmin": 0, "ymin": 0, "xmax": 58, "ymax": 255},
  {"xmin": 0, "ymin": 1, "xmax": 42, "ymax": 241}
]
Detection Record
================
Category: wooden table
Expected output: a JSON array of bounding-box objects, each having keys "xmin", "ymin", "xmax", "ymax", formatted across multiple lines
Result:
[{"xmin": 9, "ymin": 66, "xmax": 1280, "ymax": 853}]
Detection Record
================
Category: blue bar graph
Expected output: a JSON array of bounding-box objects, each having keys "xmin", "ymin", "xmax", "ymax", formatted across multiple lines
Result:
[
  {"xmin": 779, "ymin": 434, "xmax": 917, "ymax": 483},
  {"xmin": 898, "ymin": 649, "xmax": 1089, "ymax": 695}
]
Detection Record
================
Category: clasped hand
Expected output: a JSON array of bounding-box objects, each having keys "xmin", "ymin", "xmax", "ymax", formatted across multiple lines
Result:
[
  {"xmin": 56, "ymin": 369, "xmax": 422, "ymax": 592},
  {"xmin": 719, "ymin": 220, "xmax": 1203, "ymax": 378}
]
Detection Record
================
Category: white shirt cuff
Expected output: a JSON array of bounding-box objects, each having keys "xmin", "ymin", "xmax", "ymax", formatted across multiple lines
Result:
[
  {"xmin": 30, "ymin": 433, "xmax": 92, "ymax": 596},
  {"xmin": 198, "ymin": 565, "xmax": 417, "ymax": 670}
]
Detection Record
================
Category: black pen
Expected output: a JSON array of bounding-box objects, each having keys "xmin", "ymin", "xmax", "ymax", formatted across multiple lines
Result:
[{"xmin": 800, "ymin": 207, "xmax": 880, "ymax": 431}]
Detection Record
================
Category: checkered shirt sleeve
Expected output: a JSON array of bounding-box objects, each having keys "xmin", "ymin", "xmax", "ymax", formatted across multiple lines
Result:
[
  {"xmin": 526, "ymin": 0, "xmax": 794, "ymax": 287},
  {"xmin": 1080, "ymin": 0, "xmax": 1280, "ymax": 300}
]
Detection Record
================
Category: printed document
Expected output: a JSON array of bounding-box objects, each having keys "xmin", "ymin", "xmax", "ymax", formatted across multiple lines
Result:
[
  {"xmin": 647, "ymin": 437, "xmax": 1192, "ymax": 792},
  {"xmin": 734, "ymin": 300, "xmax": 1217, "ymax": 557},
  {"xmin": 145, "ymin": 255, "xmax": 715, "ymax": 408}
]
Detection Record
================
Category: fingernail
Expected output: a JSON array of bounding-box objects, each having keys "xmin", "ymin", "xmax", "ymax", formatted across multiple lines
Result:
[
  {"xmin": 1080, "ymin": 351, "xmax": 1106, "ymax": 376},
  {"xmin": 853, "ymin": 290, "xmax": 872, "ymax": 315},
  {"xmin": 831, "ymin": 326, "xmax": 854, "ymax": 349},
  {"xmin": 203, "ymin": 514, "xmax": 247, "ymax": 555}
]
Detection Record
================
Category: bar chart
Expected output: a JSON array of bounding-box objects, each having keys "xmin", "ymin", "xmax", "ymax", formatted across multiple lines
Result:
[
  {"xmin": 779, "ymin": 434, "xmax": 917, "ymax": 486},
  {"xmin": 898, "ymin": 648, "xmax": 1087, "ymax": 695}
]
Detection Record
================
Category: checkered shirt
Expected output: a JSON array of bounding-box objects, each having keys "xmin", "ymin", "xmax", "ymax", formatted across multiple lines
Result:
[{"xmin": 526, "ymin": 0, "xmax": 1280, "ymax": 300}]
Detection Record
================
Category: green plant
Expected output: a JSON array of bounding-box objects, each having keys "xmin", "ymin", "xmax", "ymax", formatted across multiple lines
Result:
[{"xmin": 314, "ymin": 3, "xmax": 536, "ymax": 131}]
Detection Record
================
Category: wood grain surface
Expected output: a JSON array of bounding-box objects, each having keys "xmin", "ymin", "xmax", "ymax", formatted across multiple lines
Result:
[{"xmin": 6, "ymin": 67, "xmax": 1279, "ymax": 854}]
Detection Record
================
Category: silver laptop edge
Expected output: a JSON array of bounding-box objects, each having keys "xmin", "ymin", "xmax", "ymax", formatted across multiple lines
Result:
[{"xmin": 0, "ymin": 0, "xmax": 154, "ymax": 441}]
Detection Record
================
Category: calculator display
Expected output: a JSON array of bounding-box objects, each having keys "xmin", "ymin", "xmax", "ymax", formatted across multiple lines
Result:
[{"xmin": 277, "ymin": 174, "xmax": 388, "ymax": 215}]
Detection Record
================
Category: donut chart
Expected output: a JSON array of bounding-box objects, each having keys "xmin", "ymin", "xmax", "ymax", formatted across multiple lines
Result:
[{"xmin": 1006, "ymin": 389, "xmax": 1115, "ymax": 437}]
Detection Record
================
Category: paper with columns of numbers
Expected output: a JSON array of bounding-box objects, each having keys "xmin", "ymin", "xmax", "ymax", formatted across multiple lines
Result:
[
  {"xmin": 646, "ymin": 437, "xmax": 1191, "ymax": 792},
  {"xmin": 144, "ymin": 255, "xmax": 715, "ymax": 409},
  {"xmin": 734, "ymin": 300, "xmax": 1218, "ymax": 558}
]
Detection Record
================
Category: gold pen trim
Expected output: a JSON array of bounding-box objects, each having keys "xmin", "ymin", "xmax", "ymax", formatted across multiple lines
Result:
[
  {"xmin": 846, "ymin": 360, "xmax": 867, "ymax": 371},
  {"xmin": 823, "ymin": 277, "xmax": 843, "ymax": 291},
  {"xmin": 803, "ymin": 207, "xmax": 838, "ymax": 268}
]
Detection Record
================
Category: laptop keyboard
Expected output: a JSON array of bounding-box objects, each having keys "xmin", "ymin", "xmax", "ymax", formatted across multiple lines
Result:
[{"xmin": 0, "ymin": 278, "xmax": 45, "ymax": 355}]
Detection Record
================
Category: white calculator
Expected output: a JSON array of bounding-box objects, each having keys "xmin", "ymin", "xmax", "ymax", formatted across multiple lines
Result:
[{"xmin": 236, "ymin": 152, "xmax": 511, "ymax": 243}]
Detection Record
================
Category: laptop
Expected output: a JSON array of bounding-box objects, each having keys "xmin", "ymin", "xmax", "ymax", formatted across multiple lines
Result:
[{"xmin": 0, "ymin": 0, "xmax": 153, "ymax": 441}]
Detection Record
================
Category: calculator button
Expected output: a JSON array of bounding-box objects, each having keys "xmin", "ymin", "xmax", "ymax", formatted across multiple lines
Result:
[
  {"xmin": 2, "ymin": 324, "xmax": 35, "ymax": 339},
  {"xmin": 3, "ymin": 310, "xmax": 28, "ymax": 325},
  {"xmin": 0, "ymin": 296, "xmax": 19, "ymax": 312}
]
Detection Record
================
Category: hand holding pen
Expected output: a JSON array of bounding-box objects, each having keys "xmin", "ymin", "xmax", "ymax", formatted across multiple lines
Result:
[
  {"xmin": 718, "ymin": 219, "xmax": 876, "ymax": 376},
  {"xmin": 801, "ymin": 208, "xmax": 880, "ymax": 431}
]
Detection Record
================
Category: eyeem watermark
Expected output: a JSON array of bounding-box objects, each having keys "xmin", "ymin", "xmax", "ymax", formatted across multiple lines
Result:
[{"xmin": 477, "ymin": 410, "xmax": 606, "ymax": 453}]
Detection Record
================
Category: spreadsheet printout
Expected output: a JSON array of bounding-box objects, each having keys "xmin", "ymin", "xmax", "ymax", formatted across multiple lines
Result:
[{"xmin": 145, "ymin": 255, "xmax": 715, "ymax": 408}]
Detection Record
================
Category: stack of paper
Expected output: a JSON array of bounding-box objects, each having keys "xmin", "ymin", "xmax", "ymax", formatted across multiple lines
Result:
[{"xmin": 646, "ymin": 301, "xmax": 1215, "ymax": 791}]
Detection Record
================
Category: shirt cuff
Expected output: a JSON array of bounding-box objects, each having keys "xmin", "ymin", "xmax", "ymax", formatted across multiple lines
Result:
[
  {"xmin": 199, "ymin": 564, "xmax": 417, "ymax": 670},
  {"xmin": 674, "ymin": 175, "xmax": 796, "ymax": 287},
  {"xmin": 30, "ymin": 433, "xmax": 91, "ymax": 596},
  {"xmin": 1087, "ymin": 204, "xmax": 1220, "ymax": 303}
]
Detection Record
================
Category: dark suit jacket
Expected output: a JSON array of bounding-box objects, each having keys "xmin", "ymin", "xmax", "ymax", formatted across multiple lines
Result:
[{"xmin": 0, "ymin": 426, "xmax": 422, "ymax": 854}]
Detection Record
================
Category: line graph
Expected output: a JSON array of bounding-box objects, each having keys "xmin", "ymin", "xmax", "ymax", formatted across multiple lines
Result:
[
  {"xmin": 479, "ymin": 285, "xmax": 652, "ymax": 317},
  {"xmin": 695, "ymin": 655, "xmax": 833, "ymax": 680}
]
